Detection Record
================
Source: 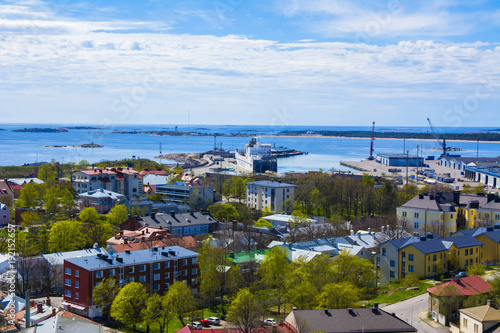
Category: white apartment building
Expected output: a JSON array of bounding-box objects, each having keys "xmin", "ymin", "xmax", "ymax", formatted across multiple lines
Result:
[
  {"xmin": 246, "ymin": 180, "xmax": 296, "ymax": 213},
  {"xmin": 72, "ymin": 167, "xmax": 143, "ymax": 199}
]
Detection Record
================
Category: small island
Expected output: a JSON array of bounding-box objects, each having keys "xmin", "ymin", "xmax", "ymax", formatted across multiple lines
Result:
[
  {"xmin": 13, "ymin": 128, "xmax": 69, "ymax": 133},
  {"xmin": 41, "ymin": 142, "xmax": 103, "ymax": 148}
]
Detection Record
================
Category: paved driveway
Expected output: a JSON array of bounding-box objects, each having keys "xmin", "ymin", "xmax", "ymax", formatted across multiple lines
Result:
[{"xmin": 382, "ymin": 294, "xmax": 449, "ymax": 333}]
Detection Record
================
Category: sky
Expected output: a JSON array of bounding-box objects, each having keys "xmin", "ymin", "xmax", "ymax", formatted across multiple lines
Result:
[{"xmin": 1, "ymin": 0, "xmax": 499, "ymax": 127}]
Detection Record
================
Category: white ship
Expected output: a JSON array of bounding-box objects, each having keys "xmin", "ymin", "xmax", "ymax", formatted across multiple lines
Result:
[{"xmin": 235, "ymin": 137, "xmax": 277, "ymax": 173}]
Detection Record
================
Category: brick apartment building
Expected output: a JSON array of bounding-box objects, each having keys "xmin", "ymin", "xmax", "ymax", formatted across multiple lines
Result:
[
  {"xmin": 62, "ymin": 246, "xmax": 199, "ymax": 318},
  {"xmin": 72, "ymin": 167, "xmax": 143, "ymax": 199}
]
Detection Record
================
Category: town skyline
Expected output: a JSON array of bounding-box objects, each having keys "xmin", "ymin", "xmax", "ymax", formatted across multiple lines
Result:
[{"xmin": 1, "ymin": 0, "xmax": 499, "ymax": 127}]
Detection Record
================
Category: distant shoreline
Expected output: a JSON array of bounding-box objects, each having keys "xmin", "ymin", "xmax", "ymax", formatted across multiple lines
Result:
[{"xmin": 269, "ymin": 135, "xmax": 500, "ymax": 144}]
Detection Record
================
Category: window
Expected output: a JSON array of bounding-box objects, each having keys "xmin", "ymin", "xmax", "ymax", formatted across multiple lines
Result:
[
  {"xmin": 486, "ymin": 214, "xmax": 490, "ymax": 220},
  {"xmin": 165, "ymin": 272, "xmax": 170, "ymax": 279},
  {"xmin": 474, "ymin": 323, "xmax": 479, "ymax": 333},
  {"xmin": 192, "ymin": 257, "xmax": 198, "ymax": 264},
  {"xmin": 65, "ymin": 279, "xmax": 71, "ymax": 286},
  {"xmin": 390, "ymin": 260, "xmax": 395, "ymax": 267},
  {"xmin": 382, "ymin": 248, "xmax": 386, "ymax": 256},
  {"xmin": 495, "ymin": 214, "xmax": 500, "ymax": 220},
  {"xmin": 463, "ymin": 318, "xmax": 468, "ymax": 328},
  {"xmin": 75, "ymin": 270, "xmax": 79, "ymax": 277},
  {"xmin": 465, "ymin": 260, "xmax": 468, "ymax": 266},
  {"xmin": 129, "ymin": 277, "xmax": 135, "ymax": 283},
  {"xmin": 409, "ymin": 265, "xmax": 414, "ymax": 272},
  {"xmin": 165, "ymin": 262, "xmax": 170, "ymax": 269},
  {"xmin": 432, "ymin": 265, "xmax": 436, "ymax": 272},
  {"xmin": 414, "ymin": 222, "xmax": 419, "ymax": 229},
  {"xmin": 153, "ymin": 284, "xmax": 160, "ymax": 291},
  {"xmin": 470, "ymin": 259, "xmax": 473, "ymax": 265},
  {"xmin": 402, "ymin": 211, "xmax": 407, "ymax": 217},
  {"xmin": 96, "ymin": 271, "xmax": 103, "ymax": 278},
  {"xmin": 65, "ymin": 268, "xmax": 71, "ymax": 275},
  {"xmin": 165, "ymin": 282, "xmax": 170, "ymax": 289},
  {"xmin": 129, "ymin": 267, "xmax": 135, "ymax": 274},
  {"xmin": 65, "ymin": 290, "xmax": 71, "ymax": 297},
  {"xmin": 390, "ymin": 271, "xmax": 395, "ymax": 278},
  {"xmin": 192, "ymin": 278, "xmax": 198, "ymax": 285},
  {"xmin": 109, "ymin": 269, "xmax": 115, "ymax": 277},
  {"xmin": 414, "ymin": 213, "xmax": 419, "ymax": 218},
  {"xmin": 154, "ymin": 263, "xmax": 160, "ymax": 270},
  {"xmin": 75, "ymin": 281, "xmax": 79, "ymax": 289},
  {"xmin": 433, "ymin": 254, "xmax": 436, "ymax": 261},
  {"xmin": 139, "ymin": 276, "xmax": 146, "ymax": 282},
  {"xmin": 409, "ymin": 254, "xmax": 414, "ymax": 261},
  {"xmin": 75, "ymin": 292, "xmax": 79, "ymax": 300},
  {"xmin": 192, "ymin": 268, "xmax": 198, "ymax": 275},
  {"xmin": 182, "ymin": 259, "xmax": 188, "ymax": 266},
  {"xmin": 450, "ymin": 214, "xmax": 453, "ymax": 219},
  {"xmin": 139, "ymin": 265, "xmax": 146, "ymax": 272},
  {"xmin": 154, "ymin": 274, "xmax": 161, "ymax": 281}
]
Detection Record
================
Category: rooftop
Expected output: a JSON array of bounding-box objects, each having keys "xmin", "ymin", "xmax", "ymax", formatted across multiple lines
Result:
[
  {"xmin": 138, "ymin": 211, "xmax": 217, "ymax": 229},
  {"xmin": 245, "ymin": 180, "xmax": 296, "ymax": 188},
  {"xmin": 42, "ymin": 248, "xmax": 107, "ymax": 266},
  {"xmin": 427, "ymin": 275, "xmax": 494, "ymax": 296}
]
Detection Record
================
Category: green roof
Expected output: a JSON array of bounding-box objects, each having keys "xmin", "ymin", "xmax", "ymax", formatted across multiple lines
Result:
[{"xmin": 226, "ymin": 249, "xmax": 269, "ymax": 264}]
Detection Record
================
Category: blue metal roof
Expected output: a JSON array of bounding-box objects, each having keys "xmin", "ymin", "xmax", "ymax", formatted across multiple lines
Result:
[{"xmin": 245, "ymin": 180, "xmax": 296, "ymax": 188}]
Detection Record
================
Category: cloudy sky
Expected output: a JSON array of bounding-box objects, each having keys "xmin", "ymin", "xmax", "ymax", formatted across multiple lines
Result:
[{"xmin": 1, "ymin": 0, "xmax": 499, "ymax": 127}]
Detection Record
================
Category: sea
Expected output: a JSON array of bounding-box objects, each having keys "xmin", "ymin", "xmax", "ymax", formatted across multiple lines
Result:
[{"xmin": 1, "ymin": 124, "xmax": 499, "ymax": 173}]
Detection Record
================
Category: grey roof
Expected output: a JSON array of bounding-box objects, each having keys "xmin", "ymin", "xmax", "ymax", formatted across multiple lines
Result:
[
  {"xmin": 78, "ymin": 188, "xmax": 125, "ymax": 200},
  {"xmin": 346, "ymin": 232, "xmax": 390, "ymax": 249},
  {"xmin": 386, "ymin": 234, "xmax": 442, "ymax": 249},
  {"xmin": 32, "ymin": 314, "xmax": 103, "ymax": 333},
  {"xmin": 378, "ymin": 153, "xmax": 420, "ymax": 158},
  {"xmin": 410, "ymin": 239, "xmax": 454, "ymax": 254},
  {"xmin": 139, "ymin": 211, "xmax": 217, "ymax": 229},
  {"xmin": 286, "ymin": 308, "xmax": 417, "ymax": 333},
  {"xmin": 441, "ymin": 156, "xmax": 500, "ymax": 164},
  {"xmin": 65, "ymin": 246, "xmax": 197, "ymax": 271},
  {"xmin": 400, "ymin": 192, "xmax": 500, "ymax": 212},
  {"xmin": 449, "ymin": 235, "xmax": 484, "ymax": 249},
  {"xmin": 245, "ymin": 180, "xmax": 296, "ymax": 188},
  {"xmin": 42, "ymin": 248, "xmax": 106, "ymax": 266}
]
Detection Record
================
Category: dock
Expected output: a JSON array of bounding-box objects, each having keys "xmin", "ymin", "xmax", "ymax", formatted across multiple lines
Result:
[{"xmin": 340, "ymin": 161, "xmax": 371, "ymax": 172}]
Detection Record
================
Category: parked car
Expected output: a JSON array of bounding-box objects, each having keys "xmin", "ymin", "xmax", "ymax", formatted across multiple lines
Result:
[
  {"xmin": 264, "ymin": 318, "xmax": 276, "ymax": 326},
  {"xmin": 199, "ymin": 319, "xmax": 211, "ymax": 327},
  {"xmin": 456, "ymin": 271, "xmax": 467, "ymax": 278},
  {"xmin": 206, "ymin": 317, "xmax": 220, "ymax": 325},
  {"xmin": 188, "ymin": 322, "xmax": 203, "ymax": 330}
]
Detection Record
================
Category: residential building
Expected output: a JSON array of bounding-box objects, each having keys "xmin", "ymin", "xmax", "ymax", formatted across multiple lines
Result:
[
  {"xmin": 396, "ymin": 192, "xmax": 500, "ymax": 235},
  {"xmin": 0, "ymin": 203, "xmax": 10, "ymax": 225},
  {"xmin": 120, "ymin": 211, "xmax": 218, "ymax": 237},
  {"xmin": 451, "ymin": 300, "xmax": 500, "ymax": 333},
  {"xmin": 106, "ymin": 226, "xmax": 172, "ymax": 245},
  {"xmin": 71, "ymin": 168, "xmax": 143, "ymax": 199},
  {"xmin": 261, "ymin": 213, "xmax": 323, "ymax": 229},
  {"xmin": 63, "ymin": 246, "xmax": 199, "ymax": 318},
  {"xmin": 452, "ymin": 225, "xmax": 500, "ymax": 265},
  {"xmin": 345, "ymin": 227, "xmax": 393, "ymax": 252},
  {"xmin": 245, "ymin": 180, "xmax": 296, "ymax": 213},
  {"xmin": 428, "ymin": 275, "xmax": 494, "ymax": 325},
  {"xmin": 0, "ymin": 180, "xmax": 14, "ymax": 206},
  {"xmin": 376, "ymin": 153, "xmax": 423, "ymax": 167},
  {"xmin": 284, "ymin": 305, "xmax": 417, "ymax": 333},
  {"xmin": 107, "ymin": 236, "xmax": 198, "ymax": 253},
  {"xmin": 226, "ymin": 249, "xmax": 268, "ymax": 282},
  {"xmin": 155, "ymin": 183, "xmax": 213, "ymax": 209},
  {"xmin": 120, "ymin": 196, "xmax": 154, "ymax": 215},
  {"xmin": 7, "ymin": 178, "xmax": 44, "ymax": 199},
  {"xmin": 26, "ymin": 312, "xmax": 104, "ymax": 332},
  {"xmin": 78, "ymin": 189, "xmax": 125, "ymax": 214}
]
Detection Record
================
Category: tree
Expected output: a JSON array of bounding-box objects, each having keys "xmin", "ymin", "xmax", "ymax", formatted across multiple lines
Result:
[
  {"xmin": 37, "ymin": 163, "xmax": 57, "ymax": 186},
  {"xmin": 142, "ymin": 294, "xmax": 174, "ymax": 333},
  {"xmin": 27, "ymin": 224, "xmax": 51, "ymax": 254},
  {"xmin": 259, "ymin": 246, "xmax": 289, "ymax": 314},
  {"xmin": 20, "ymin": 211, "xmax": 42, "ymax": 227},
  {"xmin": 17, "ymin": 182, "xmax": 44, "ymax": 208},
  {"xmin": 37, "ymin": 257, "xmax": 61, "ymax": 297},
  {"xmin": 83, "ymin": 222, "xmax": 114, "ymax": 248},
  {"xmin": 332, "ymin": 249, "xmax": 374, "ymax": 290},
  {"xmin": 289, "ymin": 211, "xmax": 309, "ymax": 227},
  {"xmin": 316, "ymin": 282, "xmax": 359, "ymax": 309},
  {"xmin": 166, "ymin": 281, "xmax": 196, "ymax": 327},
  {"xmin": 79, "ymin": 207, "xmax": 100, "ymax": 223},
  {"xmin": 107, "ymin": 204, "xmax": 129, "ymax": 225},
  {"xmin": 48, "ymin": 220, "xmax": 84, "ymax": 252},
  {"xmin": 60, "ymin": 189, "xmax": 75, "ymax": 218},
  {"xmin": 43, "ymin": 187, "xmax": 59, "ymax": 216},
  {"xmin": 227, "ymin": 288, "xmax": 262, "ymax": 333},
  {"xmin": 467, "ymin": 263, "xmax": 486, "ymax": 276},
  {"xmin": 111, "ymin": 282, "xmax": 148, "ymax": 330},
  {"xmin": 199, "ymin": 237, "xmax": 242, "ymax": 314},
  {"xmin": 208, "ymin": 203, "xmax": 240, "ymax": 222},
  {"xmin": 255, "ymin": 218, "xmax": 273, "ymax": 228},
  {"xmin": 94, "ymin": 277, "xmax": 121, "ymax": 321}
]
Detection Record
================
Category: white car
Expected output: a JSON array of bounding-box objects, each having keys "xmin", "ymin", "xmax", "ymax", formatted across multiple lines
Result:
[
  {"xmin": 207, "ymin": 317, "xmax": 220, "ymax": 325},
  {"xmin": 264, "ymin": 318, "xmax": 276, "ymax": 326},
  {"xmin": 188, "ymin": 322, "xmax": 203, "ymax": 330}
]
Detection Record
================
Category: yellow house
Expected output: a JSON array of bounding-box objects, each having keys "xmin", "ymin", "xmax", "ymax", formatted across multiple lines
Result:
[
  {"xmin": 451, "ymin": 300, "xmax": 500, "ymax": 333},
  {"xmin": 472, "ymin": 227, "xmax": 500, "ymax": 265},
  {"xmin": 447, "ymin": 235, "xmax": 483, "ymax": 271}
]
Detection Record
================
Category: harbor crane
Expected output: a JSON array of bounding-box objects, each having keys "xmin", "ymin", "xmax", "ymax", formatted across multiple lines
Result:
[
  {"xmin": 368, "ymin": 121, "xmax": 375, "ymax": 160},
  {"xmin": 427, "ymin": 117, "xmax": 448, "ymax": 157}
]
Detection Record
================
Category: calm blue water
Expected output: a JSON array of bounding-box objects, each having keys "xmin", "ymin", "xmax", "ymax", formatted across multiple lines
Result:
[{"xmin": 1, "ymin": 124, "xmax": 499, "ymax": 173}]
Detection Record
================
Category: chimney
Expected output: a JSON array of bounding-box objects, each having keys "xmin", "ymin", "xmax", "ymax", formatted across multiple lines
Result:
[
  {"xmin": 151, "ymin": 212, "xmax": 156, "ymax": 219},
  {"xmin": 351, "ymin": 230, "xmax": 354, "ymax": 236},
  {"xmin": 419, "ymin": 194, "xmax": 424, "ymax": 199},
  {"xmin": 373, "ymin": 302, "xmax": 378, "ymax": 309},
  {"xmin": 381, "ymin": 226, "xmax": 385, "ymax": 232},
  {"xmin": 37, "ymin": 303, "xmax": 43, "ymax": 314},
  {"xmin": 368, "ymin": 228, "xmax": 371, "ymax": 235},
  {"xmin": 124, "ymin": 238, "xmax": 128, "ymax": 244},
  {"xmin": 453, "ymin": 191, "xmax": 460, "ymax": 205},
  {"xmin": 170, "ymin": 210, "xmax": 175, "ymax": 218},
  {"xmin": 386, "ymin": 224, "xmax": 389, "ymax": 232},
  {"xmin": 52, "ymin": 308, "xmax": 57, "ymax": 317},
  {"xmin": 46, "ymin": 297, "xmax": 51, "ymax": 306},
  {"xmin": 487, "ymin": 193, "xmax": 495, "ymax": 203},
  {"xmin": 142, "ymin": 230, "xmax": 145, "ymax": 235},
  {"xmin": 30, "ymin": 300, "xmax": 35, "ymax": 308},
  {"xmin": 357, "ymin": 232, "xmax": 361, "ymax": 239},
  {"xmin": 146, "ymin": 228, "xmax": 149, "ymax": 233}
]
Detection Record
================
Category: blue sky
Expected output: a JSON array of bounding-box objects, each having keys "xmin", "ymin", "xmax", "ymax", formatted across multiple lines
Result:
[{"xmin": 1, "ymin": 0, "xmax": 499, "ymax": 127}]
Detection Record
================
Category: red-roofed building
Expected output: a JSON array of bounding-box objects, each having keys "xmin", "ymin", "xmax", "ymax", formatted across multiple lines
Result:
[
  {"xmin": 107, "ymin": 235, "xmax": 198, "ymax": 252},
  {"xmin": 0, "ymin": 180, "xmax": 14, "ymax": 206},
  {"xmin": 106, "ymin": 226, "xmax": 172, "ymax": 245},
  {"xmin": 428, "ymin": 275, "xmax": 494, "ymax": 325},
  {"xmin": 72, "ymin": 167, "xmax": 142, "ymax": 199}
]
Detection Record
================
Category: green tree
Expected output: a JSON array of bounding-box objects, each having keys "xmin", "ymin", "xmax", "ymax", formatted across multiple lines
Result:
[
  {"xmin": 143, "ymin": 294, "xmax": 174, "ymax": 333},
  {"xmin": 77, "ymin": 160, "xmax": 91, "ymax": 170},
  {"xmin": 227, "ymin": 288, "xmax": 262, "ymax": 333},
  {"xmin": 259, "ymin": 246, "xmax": 290, "ymax": 314},
  {"xmin": 20, "ymin": 211, "xmax": 43, "ymax": 227},
  {"xmin": 79, "ymin": 207, "xmax": 100, "ymax": 223},
  {"xmin": 316, "ymin": 282, "xmax": 359, "ymax": 309},
  {"xmin": 166, "ymin": 281, "xmax": 196, "ymax": 327},
  {"xmin": 289, "ymin": 211, "xmax": 309, "ymax": 227},
  {"xmin": 208, "ymin": 203, "xmax": 240, "ymax": 222},
  {"xmin": 37, "ymin": 163, "xmax": 57, "ymax": 186},
  {"xmin": 111, "ymin": 282, "xmax": 148, "ymax": 330},
  {"xmin": 84, "ymin": 222, "xmax": 114, "ymax": 248},
  {"xmin": 43, "ymin": 187, "xmax": 59, "ymax": 216},
  {"xmin": 255, "ymin": 218, "xmax": 273, "ymax": 228},
  {"xmin": 27, "ymin": 224, "xmax": 51, "ymax": 254},
  {"xmin": 174, "ymin": 166, "xmax": 184, "ymax": 175},
  {"xmin": 467, "ymin": 263, "xmax": 486, "ymax": 276},
  {"xmin": 93, "ymin": 277, "xmax": 121, "ymax": 321},
  {"xmin": 17, "ymin": 182, "xmax": 45, "ymax": 208},
  {"xmin": 107, "ymin": 204, "xmax": 129, "ymax": 225},
  {"xmin": 199, "ymin": 237, "xmax": 242, "ymax": 314},
  {"xmin": 332, "ymin": 250, "xmax": 374, "ymax": 290},
  {"xmin": 48, "ymin": 220, "xmax": 84, "ymax": 252},
  {"xmin": 60, "ymin": 189, "xmax": 75, "ymax": 218}
]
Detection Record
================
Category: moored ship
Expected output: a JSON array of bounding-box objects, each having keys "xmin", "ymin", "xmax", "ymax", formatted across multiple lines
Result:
[{"xmin": 235, "ymin": 137, "xmax": 277, "ymax": 173}]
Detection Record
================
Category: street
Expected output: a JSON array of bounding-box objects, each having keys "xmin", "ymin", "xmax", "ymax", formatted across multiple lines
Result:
[{"xmin": 382, "ymin": 294, "xmax": 449, "ymax": 333}]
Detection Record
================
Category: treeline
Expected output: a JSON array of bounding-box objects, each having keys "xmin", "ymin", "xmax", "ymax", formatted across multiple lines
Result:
[{"xmin": 280, "ymin": 130, "xmax": 500, "ymax": 141}]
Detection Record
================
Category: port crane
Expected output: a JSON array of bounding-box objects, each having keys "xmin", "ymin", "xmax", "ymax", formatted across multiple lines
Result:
[
  {"xmin": 427, "ymin": 117, "xmax": 448, "ymax": 157},
  {"xmin": 368, "ymin": 121, "xmax": 375, "ymax": 160}
]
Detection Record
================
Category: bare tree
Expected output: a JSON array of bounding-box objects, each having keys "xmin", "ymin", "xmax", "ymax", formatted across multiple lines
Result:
[
  {"xmin": 36, "ymin": 257, "xmax": 62, "ymax": 296},
  {"xmin": 16, "ymin": 256, "xmax": 39, "ymax": 296}
]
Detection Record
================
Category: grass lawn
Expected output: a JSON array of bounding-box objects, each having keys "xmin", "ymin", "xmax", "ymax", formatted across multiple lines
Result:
[{"xmin": 367, "ymin": 279, "xmax": 435, "ymax": 305}]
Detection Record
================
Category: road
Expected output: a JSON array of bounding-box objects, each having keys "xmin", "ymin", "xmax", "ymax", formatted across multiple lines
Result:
[{"xmin": 382, "ymin": 294, "xmax": 449, "ymax": 333}]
